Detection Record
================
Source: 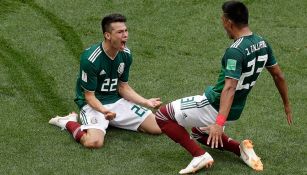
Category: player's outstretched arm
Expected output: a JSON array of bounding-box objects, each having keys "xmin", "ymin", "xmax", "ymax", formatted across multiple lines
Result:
[
  {"xmin": 118, "ymin": 81, "xmax": 161, "ymax": 108},
  {"xmin": 267, "ymin": 65, "xmax": 293, "ymax": 125},
  {"xmin": 201, "ymin": 78, "xmax": 238, "ymax": 148}
]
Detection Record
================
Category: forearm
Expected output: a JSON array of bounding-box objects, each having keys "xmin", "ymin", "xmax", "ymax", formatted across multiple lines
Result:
[
  {"xmin": 119, "ymin": 83, "xmax": 147, "ymax": 106},
  {"xmin": 218, "ymin": 86, "xmax": 235, "ymax": 118},
  {"xmin": 267, "ymin": 65, "xmax": 292, "ymax": 124},
  {"xmin": 273, "ymin": 74, "xmax": 290, "ymax": 107},
  {"xmin": 216, "ymin": 78, "xmax": 237, "ymax": 126},
  {"xmin": 85, "ymin": 92, "xmax": 108, "ymax": 114},
  {"xmin": 204, "ymin": 80, "xmax": 236, "ymax": 148}
]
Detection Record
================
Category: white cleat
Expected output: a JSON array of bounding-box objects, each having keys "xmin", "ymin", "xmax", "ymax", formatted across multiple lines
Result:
[
  {"xmin": 240, "ymin": 139, "xmax": 263, "ymax": 171},
  {"xmin": 179, "ymin": 152, "xmax": 214, "ymax": 174},
  {"xmin": 49, "ymin": 112, "xmax": 78, "ymax": 130}
]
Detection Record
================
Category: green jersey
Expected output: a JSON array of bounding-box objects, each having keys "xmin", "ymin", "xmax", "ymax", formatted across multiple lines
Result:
[
  {"xmin": 74, "ymin": 42, "xmax": 132, "ymax": 109},
  {"xmin": 205, "ymin": 34, "xmax": 277, "ymax": 121}
]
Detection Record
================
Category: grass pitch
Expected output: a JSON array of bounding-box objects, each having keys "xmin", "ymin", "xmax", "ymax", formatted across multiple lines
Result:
[{"xmin": 1, "ymin": 0, "xmax": 306, "ymax": 174}]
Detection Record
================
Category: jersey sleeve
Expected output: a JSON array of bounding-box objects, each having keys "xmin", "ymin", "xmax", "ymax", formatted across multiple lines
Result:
[
  {"xmin": 119, "ymin": 49, "xmax": 132, "ymax": 82},
  {"xmin": 265, "ymin": 41, "xmax": 277, "ymax": 67},
  {"xmin": 222, "ymin": 48, "xmax": 244, "ymax": 80},
  {"xmin": 79, "ymin": 53, "xmax": 98, "ymax": 91}
]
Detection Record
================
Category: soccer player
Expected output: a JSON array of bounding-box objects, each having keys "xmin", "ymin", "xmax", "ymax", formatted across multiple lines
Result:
[
  {"xmin": 49, "ymin": 13, "xmax": 162, "ymax": 149},
  {"xmin": 155, "ymin": 1, "xmax": 293, "ymax": 174}
]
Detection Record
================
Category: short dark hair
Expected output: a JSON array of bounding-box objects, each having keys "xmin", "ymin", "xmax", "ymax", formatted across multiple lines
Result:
[
  {"xmin": 101, "ymin": 13, "xmax": 127, "ymax": 33},
  {"xmin": 222, "ymin": 1, "xmax": 248, "ymax": 26}
]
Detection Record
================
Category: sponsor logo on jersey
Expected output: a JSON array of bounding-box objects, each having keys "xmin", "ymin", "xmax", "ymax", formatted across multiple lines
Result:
[
  {"xmin": 100, "ymin": 70, "xmax": 106, "ymax": 75},
  {"xmin": 118, "ymin": 63, "xmax": 125, "ymax": 76}
]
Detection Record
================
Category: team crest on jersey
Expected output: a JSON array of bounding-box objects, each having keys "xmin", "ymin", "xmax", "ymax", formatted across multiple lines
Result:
[{"xmin": 117, "ymin": 63, "xmax": 125, "ymax": 76}]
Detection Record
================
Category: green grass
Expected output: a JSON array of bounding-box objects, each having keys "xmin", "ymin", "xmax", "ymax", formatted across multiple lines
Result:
[{"xmin": 1, "ymin": 0, "xmax": 306, "ymax": 174}]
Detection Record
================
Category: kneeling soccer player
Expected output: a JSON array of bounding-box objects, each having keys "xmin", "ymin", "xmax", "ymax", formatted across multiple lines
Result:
[{"xmin": 155, "ymin": 1, "xmax": 292, "ymax": 174}]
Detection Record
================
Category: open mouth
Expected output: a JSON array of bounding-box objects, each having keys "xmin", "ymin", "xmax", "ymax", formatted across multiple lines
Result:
[{"xmin": 121, "ymin": 41, "xmax": 126, "ymax": 47}]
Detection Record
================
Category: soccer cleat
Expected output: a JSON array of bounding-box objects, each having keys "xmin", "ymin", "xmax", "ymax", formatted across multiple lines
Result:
[
  {"xmin": 179, "ymin": 152, "xmax": 214, "ymax": 174},
  {"xmin": 240, "ymin": 139, "xmax": 263, "ymax": 171},
  {"xmin": 49, "ymin": 112, "xmax": 78, "ymax": 130}
]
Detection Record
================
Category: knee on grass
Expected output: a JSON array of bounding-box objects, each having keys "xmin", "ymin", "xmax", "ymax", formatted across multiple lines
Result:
[{"xmin": 82, "ymin": 138, "xmax": 104, "ymax": 149}]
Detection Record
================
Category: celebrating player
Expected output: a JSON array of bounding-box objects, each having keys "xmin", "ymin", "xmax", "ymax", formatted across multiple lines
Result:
[
  {"xmin": 155, "ymin": 1, "xmax": 293, "ymax": 174},
  {"xmin": 49, "ymin": 13, "xmax": 162, "ymax": 148}
]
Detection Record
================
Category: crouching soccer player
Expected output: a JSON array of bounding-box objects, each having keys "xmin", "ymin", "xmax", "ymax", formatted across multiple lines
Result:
[
  {"xmin": 49, "ymin": 13, "xmax": 162, "ymax": 149},
  {"xmin": 155, "ymin": 1, "xmax": 293, "ymax": 174}
]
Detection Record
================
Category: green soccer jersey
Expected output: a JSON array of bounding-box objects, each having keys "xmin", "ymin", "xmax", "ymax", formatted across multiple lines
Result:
[
  {"xmin": 205, "ymin": 34, "xmax": 277, "ymax": 121},
  {"xmin": 74, "ymin": 42, "xmax": 132, "ymax": 109}
]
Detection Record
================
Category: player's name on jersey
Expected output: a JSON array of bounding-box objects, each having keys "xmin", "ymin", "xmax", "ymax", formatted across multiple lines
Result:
[{"xmin": 245, "ymin": 40, "xmax": 267, "ymax": 55}]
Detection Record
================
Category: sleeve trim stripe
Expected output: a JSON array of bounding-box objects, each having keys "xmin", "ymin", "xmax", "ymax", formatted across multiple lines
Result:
[
  {"xmin": 265, "ymin": 63, "xmax": 278, "ymax": 68},
  {"xmin": 225, "ymin": 76, "xmax": 240, "ymax": 80},
  {"xmin": 81, "ymin": 85, "xmax": 95, "ymax": 92}
]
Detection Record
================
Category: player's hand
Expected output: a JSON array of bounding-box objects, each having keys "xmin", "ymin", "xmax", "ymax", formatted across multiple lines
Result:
[
  {"xmin": 104, "ymin": 111, "xmax": 116, "ymax": 120},
  {"xmin": 285, "ymin": 105, "xmax": 293, "ymax": 125},
  {"xmin": 147, "ymin": 98, "xmax": 162, "ymax": 109},
  {"xmin": 200, "ymin": 124, "xmax": 224, "ymax": 148}
]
